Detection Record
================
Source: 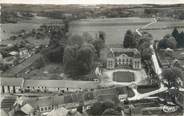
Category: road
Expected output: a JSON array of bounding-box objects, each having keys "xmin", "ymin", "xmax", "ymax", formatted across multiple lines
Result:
[
  {"xmin": 136, "ymin": 18, "xmax": 157, "ymax": 36},
  {"xmin": 129, "ymin": 17, "xmax": 184, "ymax": 101}
]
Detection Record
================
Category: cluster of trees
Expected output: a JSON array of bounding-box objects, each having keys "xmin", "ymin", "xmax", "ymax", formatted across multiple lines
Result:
[
  {"xmin": 161, "ymin": 67, "xmax": 184, "ymax": 109},
  {"xmin": 172, "ymin": 28, "xmax": 184, "ymax": 48},
  {"xmin": 41, "ymin": 25, "xmax": 66, "ymax": 63},
  {"xmin": 1, "ymin": 10, "xmax": 34, "ymax": 23},
  {"xmin": 87, "ymin": 100, "xmax": 123, "ymax": 116},
  {"xmin": 158, "ymin": 28, "xmax": 184, "ymax": 49},
  {"xmin": 143, "ymin": 8, "xmax": 184, "ymax": 20},
  {"xmin": 162, "ymin": 67, "xmax": 184, "ymax": 88},
  {"xmin": 123, "ymin": 30, "xmax": 153, "ymax": 61},
  {"xmin": 158, "ymin": 34, "xmax": 177, "ymax": 49},
  {"xmin": 63, "ymin": 32, "xmax": 105, "ymax": 79},
  {"xmin": 144, "ymin": 8, "xmax": 159, "ymax": 17},
  {"xmin": 1, "ymin": 11, "xmax": 19, "ymax": 23}
]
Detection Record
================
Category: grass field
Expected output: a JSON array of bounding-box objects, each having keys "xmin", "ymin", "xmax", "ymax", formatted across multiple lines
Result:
[
  {"xmin": 69, "ymin": 18, "xmax": 184, "ymax": 44},
  {"xmin": 1, "ymin": 23, "xmax": 41, "ymax": 41}
]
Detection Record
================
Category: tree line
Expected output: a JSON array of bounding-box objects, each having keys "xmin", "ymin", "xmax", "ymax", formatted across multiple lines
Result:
[{"xmin": 158, "ymin": 28, "xmax": 184, "ymax": 49}]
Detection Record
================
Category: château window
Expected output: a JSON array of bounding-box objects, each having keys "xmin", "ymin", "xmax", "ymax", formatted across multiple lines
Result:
[
  {"xmin": 40, "ymin": 107, "xmax": 44, "ymax": 112},
  {"xmin": 45, "ymin": 107, "xmax": 48, "ymax": 111}
]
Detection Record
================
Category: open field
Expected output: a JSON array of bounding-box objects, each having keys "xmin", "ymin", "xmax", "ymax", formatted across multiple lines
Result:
[
  {"xmin": 2, "ymin": 17, "xmax": 184, "ymax": 45},
  {"xmin": 1, "ymin": 23, "xmax": 40, "ymax": 41},
  {"xmin": 69, "ymin": 17, "xmax": 184, "ymax": 44},
  {"xmin": 1, "ymin": 16, "xmax": 63, "ymax": 41}
]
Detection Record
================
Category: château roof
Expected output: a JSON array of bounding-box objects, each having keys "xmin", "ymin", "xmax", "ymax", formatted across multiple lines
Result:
[{"xmin": 108, "ymin": 48, "xmax": 140, "ymax": 58}]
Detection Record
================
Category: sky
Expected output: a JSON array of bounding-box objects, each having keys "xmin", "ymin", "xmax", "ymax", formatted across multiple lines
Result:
[{"xmin": 1, "ymin": 0, "xmax": 184, "ymax": 5}]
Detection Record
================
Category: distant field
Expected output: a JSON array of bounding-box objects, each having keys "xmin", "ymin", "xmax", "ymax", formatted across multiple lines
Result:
[
  {"xmin": 1, "ymin": 17, "xmax": 184, "ymax": 45},
  {"xmin": 1, "ymin": 16, "xmax": 63, "ymax": 44},
  {"xmin": 1, "ymin": 23, "xmax": 40, "ymax": 41},
  {"xmin": 69, "ymin": 17, "xmax": 184, "ymax": 44}
]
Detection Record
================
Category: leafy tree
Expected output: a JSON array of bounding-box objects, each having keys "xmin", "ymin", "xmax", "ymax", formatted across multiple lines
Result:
[
  {"xmin": 82, "ymin": 32, "xmax": 93, "ymax": 44},
  {"xmin": 177, "ymin": 31, "xmax": 184, "ymax": 48},
  {"xmin": 158, "ymin": 34, "xmax": 177, "ymax": 49},
  {"xmin": 77, "ymin": 43, "xmax": 96, "ymax": 73},
  {"xmin": 102, "ymin": 108, "xmax": 122, "ymax": 116},
  {"xmin": 172, "ymin": 27, "xmax": 179, "ymax": 40},
  {"xmin": 87, "ymin": 100, "xmax": 123, "ymax": 116},
  {"xmin": 88, "ymin": 100, "xmax": 115, "ymax": 116},
  {"xmin": 63, "ymin": 45, "xmax": 79, "ymax": 77},
  {"xmin": 162, "ymin": 67, "xmax": 184, "ymax": 88},
  {"xmin": 123, "ymin": 30, "xmax": 135, "ymax": 48},
  {"xmin": 49, "ymin": 29, "xmax": 65, "ymax": 48},
  {"xmin": 162, "ymin": 67, "xmax": 184, "ymax": 109},
  {"xmin": 93, "ymin": 31, "xmax": 106, "ymax": 57},
  {"xmin": 138, "ymin": 32, "xmax": 153, "ymax": 61},
  {"xmin": 63, "ymin": 35, "xmax": 96, "ymax": 79},
  {"xmin": 67, "ymin": 35, "xmax": 84, "ymax": 47}
]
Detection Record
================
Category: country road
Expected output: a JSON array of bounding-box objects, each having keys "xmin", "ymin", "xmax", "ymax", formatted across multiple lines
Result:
[
  {"xmin": 136, "ymin": 18, "xmax": 157, "ymax": 36},
  {"xmin": 129, "ymin": 17, "xmax": 184, "ymax": 101}
]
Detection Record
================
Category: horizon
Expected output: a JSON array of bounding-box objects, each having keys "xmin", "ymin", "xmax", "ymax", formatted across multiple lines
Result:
[{"xmin": 1, "ymin": 0, "xmax": 184, "ymax": 5}]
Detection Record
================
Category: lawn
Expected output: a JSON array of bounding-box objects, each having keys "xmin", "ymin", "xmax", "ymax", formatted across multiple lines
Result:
[{"xmin": 113, "ymin": 71, "xmax": 135, "ymax": 82}]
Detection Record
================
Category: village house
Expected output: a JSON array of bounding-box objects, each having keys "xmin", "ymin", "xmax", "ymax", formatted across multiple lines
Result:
[
  {"xmin": 106, "ymin": 48, "xmax": 142, "ymax": 70},
  {"xmin": 0, "ymin": 77, "xmax": 99, "ymax": 94},
  {"xmin": 23, "ymin": 80, "xmax": 99, "ymax": 93},
  {"xmin": 3, "ymin": 56, "xmax": 17, "ymax": 66},
  {"xmin": 19, "ymin": 48, "xmax": 31, "ymax": 59},
  {"xmin": 0, "ymin": 78, "xmax": 24, "ymax": 94}
]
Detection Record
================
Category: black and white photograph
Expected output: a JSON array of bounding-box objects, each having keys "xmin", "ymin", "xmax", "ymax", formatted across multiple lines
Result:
[{"xmin": 0, "ymin": 0, "xmax": 184, "ymax": 116}]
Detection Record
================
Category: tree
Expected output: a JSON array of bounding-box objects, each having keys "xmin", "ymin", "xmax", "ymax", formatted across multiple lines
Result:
[
  {"xmin": 67, "ymin": 35, "xmax": 84, "ymax": 47},
  {"xmin": 158, "ymin": 34, "xmax": 177, "ymax": 49},
  {"xmin": 102, "ymin": 108, "xmax": 122, "ymax": 116},
  {"xmin": 162, "ymin": 67, "xmax": 184, "ymax": 88},
  {"xmin": 88, "ymin": 100, "xmax": 115, "ymax": 116},
  {"xmin": 93, "ymin": 31, "xmax": 106, "ymax": 57},
  {"xmin": 138, "ymin": 32, "xmax": 153, "ymax": 61},
  {"xmin": 87, "ymin": 100, "xmax": 123, "ymax": 116},
  {"xmin": 172, "ymin": 27, "xmax": 179, "ymax": 40},
  {"xmin": 63, "ymin": 45, "xmax": 80, "ymax": 77},
  {"xmin": 123, "ymin": 30, "xmax": 135, "ymax": 48},
  {"xmin": 82, "ymin": 32, "xmax": 93, "ymax": 44},
  {"xmin": 76, "ymin": 43, "xmax": 96, "ymax": 75},
  {"xmin": 49, "ymin": 28, "xmax": 65, "ymax": 48},
  {"xmin": 161, "ymin": 67, "xmax": 184, "ymax": 109},
  {"xmin": 63, "ymin": 35, "xmax": 96, "ymax": 79},
  {"xmin": 177, "ymin": 31, "xmax": 184, "ymax": 48}
]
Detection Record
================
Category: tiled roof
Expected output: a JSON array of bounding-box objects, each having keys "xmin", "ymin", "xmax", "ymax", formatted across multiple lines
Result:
[
  {"xmin": 23, "ymin": 80, "xmax": 99, "ymax": 89},
  {"xmin": 0, "ymin": 77, "xmax": 23, "ymax": 86},
  {"xmin": 110, "ymin": 48, "xmax": 140, "ymax": 58},
  {"xmin": 111, "ymin": 48, "xmax": 139, "ymax": 53}
]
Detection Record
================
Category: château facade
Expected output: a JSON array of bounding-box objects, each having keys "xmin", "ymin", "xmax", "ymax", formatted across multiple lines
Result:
[{"xmin": 106, "ymin": 48, "xmax": 141, "ymax": 70}]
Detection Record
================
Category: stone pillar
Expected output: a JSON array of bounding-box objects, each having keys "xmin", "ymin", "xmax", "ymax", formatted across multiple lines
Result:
[
  {"xmin": 0, "ymin": 86, "xmax": 2, "ymax": 94},
  {"xmin": 2, "ymin": 86, "xmax": 5, "ymax": 94}
]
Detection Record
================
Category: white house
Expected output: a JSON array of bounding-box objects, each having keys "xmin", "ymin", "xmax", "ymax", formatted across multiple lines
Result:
[{"xmin": 106, "ymin": 48, "xmax": 142, "ymax": 70}]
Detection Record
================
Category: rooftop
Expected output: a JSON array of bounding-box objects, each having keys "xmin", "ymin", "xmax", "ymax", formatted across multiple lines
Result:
[
  {"xmin": 23, "ymin": 80, "xmax": 99, "ymax": 89},
  {"xmin": 109, "ymin": 48, "xmax": 140, "ymax": 58},
  {"xmin": 0, "ymin": 77, "xmax": 23, "ymax": 86}
]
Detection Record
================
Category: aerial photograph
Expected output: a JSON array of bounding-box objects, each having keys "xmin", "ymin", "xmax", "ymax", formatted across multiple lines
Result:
[{"xmin": 0, "ymin": 0, "xmax": 184, "ymax": 116}]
